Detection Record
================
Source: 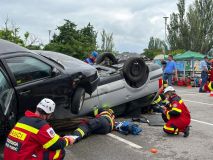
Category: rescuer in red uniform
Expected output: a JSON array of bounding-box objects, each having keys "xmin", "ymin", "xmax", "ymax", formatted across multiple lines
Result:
[
  {"xmin": 4, "ymin": 98, "xmax": 75, "ymax": 160},
  {"xmin": 162, "ymin": 86, "xmax": 191, "ymax": 137}
]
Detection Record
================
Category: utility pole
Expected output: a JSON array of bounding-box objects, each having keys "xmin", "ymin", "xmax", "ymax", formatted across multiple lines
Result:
[
  {"xmin": 163, "ymin": 16, "xmax": 169, "ymax": 42},
  {"xmin": 163, "ymin": 16, "xmax": 169, "ymax": 56},
  {"xmin": 48, "ymin": 30, "xmax": 51, "ymax": 43}
]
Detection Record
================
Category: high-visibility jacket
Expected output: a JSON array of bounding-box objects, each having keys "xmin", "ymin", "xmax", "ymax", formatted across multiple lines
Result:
[
  {"xmin": 4, "ymin": 110, "xmax": 70, "ymax": 160},
  {"xmin": 163, "ymin": 95, "xmax": 191, "ymax": 133}
]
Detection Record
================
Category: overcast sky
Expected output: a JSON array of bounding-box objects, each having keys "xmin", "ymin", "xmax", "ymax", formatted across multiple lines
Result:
[{"xmin": 0, "ymin": 0, "xmax": 194, "ymax": 53}]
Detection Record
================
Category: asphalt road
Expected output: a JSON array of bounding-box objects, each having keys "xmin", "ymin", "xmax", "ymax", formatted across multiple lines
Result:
[
  {"xmin": 1, "ymin": 86, "xmax": 213, "ymax": 160},
  {"xmin": 64, "ymin": 86, "xmax": 213, "ymax": 160}
]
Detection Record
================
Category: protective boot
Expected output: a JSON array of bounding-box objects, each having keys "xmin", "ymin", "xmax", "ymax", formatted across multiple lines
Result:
[{"xmin": 183, "ymin": 126, "xmax": 190, "ymax": 137}]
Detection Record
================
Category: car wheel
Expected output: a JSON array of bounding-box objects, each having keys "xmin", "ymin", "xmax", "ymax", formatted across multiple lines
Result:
[
  {"xmin": 71, "ymin": 87, "xmax": 85, "ymax": 114},
  {"xmin": 96, "ymin": 53, "xmax": 118, "ymax": 66},
  {"xmin": 123, "ymin": 57, "xmax": 149, "ymax": 88}
]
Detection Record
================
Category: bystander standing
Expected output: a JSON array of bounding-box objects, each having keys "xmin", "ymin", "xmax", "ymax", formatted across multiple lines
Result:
[
  {"xmin": 199, "ymin": 56, "xmax": 209, "ymax": 92},
  {"xmin": 163, "ymin": 54, "xmax": 178, "ymax": 86}
]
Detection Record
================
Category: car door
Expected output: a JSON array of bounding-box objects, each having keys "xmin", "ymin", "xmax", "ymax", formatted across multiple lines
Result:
[
  {"xmin": 3, "ymin": 54, "xmax": 72, "ymax": 117},
  {"xmin": 0, "ymin": 67, "xmax": 17, "ymax": 131}
]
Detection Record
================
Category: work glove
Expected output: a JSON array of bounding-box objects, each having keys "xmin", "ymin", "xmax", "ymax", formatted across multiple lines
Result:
[{"xmin": 64, "ymin": 135, "xmax": 79, "ymax": 145}]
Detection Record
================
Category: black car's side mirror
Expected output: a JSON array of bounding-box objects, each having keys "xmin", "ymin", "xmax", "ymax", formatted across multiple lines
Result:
[{"xmin": 51, "ymin": 68, "xmax": 60, "ymax": 77}]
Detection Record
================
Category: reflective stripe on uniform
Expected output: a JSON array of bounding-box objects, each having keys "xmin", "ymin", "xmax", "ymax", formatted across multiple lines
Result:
[
  {"xmin": 162, "ymin": 99, "xmax": 169, "ymax": 104},
  {"xmin": 174, "ymin": 128, "xmax": 179, "ymax": 135},
  {"xmin": 101, "ymin": 114, "xmax": 114, "ymax": 130},
  {"xmin": 99, "ymin": 111, "xmax": 111, "ymax": 117},
  {"xmin": 164, "ymin": 125, "xmax": 179, "ymax": 134},
  {"xmin": 93, "ymin": 108, "xmax": 99, "ymax": 116},
  {"xmin": 166, "ymin": 111, "xmax": 170, "ymax": 120},
  {"xmin": 53, "ymin": 149, "xmax": 61, "ymax": 159},
  {"xmin": 152, "ymin": 96, "xmax": 161, "ymax": 104},
  {"xmin": 163, "ymin": 125, "xmax": 174, "ymax": 131},
  {"xmin": 15, "ymin": 122, "xmax": 39, "ymax": 134},
  {"xmin": 208, "ymin": 82, "xmax": 213, "ymax": 91},
  {"xmin": 64, "ymin": 138, "xmax": 69, "ymax": 146},
  {"xmin": 76, "ymin": 128, "xmax": 85, "ymax": 137},
  {"xmin": 43, "ymin": 134, "xmax": 60, "ymax": 149},
  {"xmin": 172, "ymin": 108, "xmax": 182, "ymax": 113}
]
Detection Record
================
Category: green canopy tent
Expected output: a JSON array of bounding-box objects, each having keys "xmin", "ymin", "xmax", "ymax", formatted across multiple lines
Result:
[
  {"xmin": 174, "ymin": 50, "xmax": 204, "ymax": 60},
  {"xmin": 174, "ymin": 50, "xmax": 205, "ymax": 78}
]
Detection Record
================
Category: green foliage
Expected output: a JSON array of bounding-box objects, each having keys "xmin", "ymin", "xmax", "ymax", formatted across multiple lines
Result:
[
  {"xmin": 0, "ymin": 27, "xmax": 24, "ymax": 46},
  {"xmin": 167, "ymin": 0, "xmax": 213, "ymax": 53},
  {"xmin": 26, "ymin": 45, "xmax": 41, "ymax": 50},
  {"xmin": 143, "ymin": 37, "xmax": 167, "ymax": 59},
  {"xmin": 101, "ymin": 29, "xmax": 114, "ymax": 52},
  {"xmin": 169, "ymin": 49, "xmax": 185, "ymax": 56},
  {"xmin": 44, "ymin": 20, "xmax": 97, "ymax": 59},
  {"xmin": 148, "ymin": 37, "xmax": 166, "ymax": 50},
  {"xmin": 143, "ymin": 49, "xmax": 163, "ymax": 59},
  {"xmin": 0, "ymin": 19, "xmax": 42, "ymax": 49}
]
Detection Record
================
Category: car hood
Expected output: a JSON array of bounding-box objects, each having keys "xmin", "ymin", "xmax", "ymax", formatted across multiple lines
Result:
[{"xmin": 33, "ymin": 50, "xmax": 97, "ymax": 76}]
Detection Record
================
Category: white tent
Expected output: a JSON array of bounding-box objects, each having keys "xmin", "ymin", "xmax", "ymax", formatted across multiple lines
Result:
[{"xmin": 153, "ymin": 54, "xmax": 167, "ymax": 60}]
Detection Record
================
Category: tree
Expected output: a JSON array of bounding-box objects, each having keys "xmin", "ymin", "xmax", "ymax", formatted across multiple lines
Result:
[
  {"xmin": 79, "ymin": 23, "xmax": 97, "ymax": 54},
  {"xmin": 0, "ymin": 18, "xmax": 24, "ymax": 45},
  {"xmin": 44, "ymin": 20, "xmax": 97, "ymax": 59},
  {"xmin": 100, "ymin": 29, "xmax": 114, "ymax": 52},
  {"xmin": 0, "ymin": 18, "xmax": 42, "ymax": 49},
  {"xmin": 143, "ymin": 37, "xmax": 167, "ymax": 59},
  {"xmin": 148, "ymin": 37, "xmax": 167, "ymax": 50},
  {"xmin": 167, "ymin": 0, "xmax": 213, "ymax": 53},
  {"xmin": 24, "ymin": 31, "xmax": 42, "ymax": 50}
]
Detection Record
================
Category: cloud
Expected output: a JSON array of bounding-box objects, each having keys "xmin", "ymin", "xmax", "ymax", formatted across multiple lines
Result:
[{"xmin": 0, "ymin": 0, "xmax": 194, "ymax": 53}]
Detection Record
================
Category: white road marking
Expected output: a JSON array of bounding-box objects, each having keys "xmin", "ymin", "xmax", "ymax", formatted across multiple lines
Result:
[
  {"xmin": 107, "ymin": 133, "xmax": 143, "ymax": 149},
  {"xmin": 192, "ymin": 119, "xmax": 213, "ymax": 126},
  {"xmin": 181, "ymin": 94, "xmax": 197, "ymax": 96},
  {"xmin": 176, "ymin": 90, "xmax": 197, "ymax": 94},
  {"xmin": 183, "ymin": 99, "xmax": 213, "ymax": 106}
]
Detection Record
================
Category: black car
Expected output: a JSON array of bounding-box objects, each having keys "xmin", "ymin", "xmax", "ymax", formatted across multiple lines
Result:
[{"xmin": 0, "ymin": 39, "xmax": 99, "ymax": 135}]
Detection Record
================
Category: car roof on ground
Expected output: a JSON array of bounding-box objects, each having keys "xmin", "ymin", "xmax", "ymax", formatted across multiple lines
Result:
[{"xmin": 0, "ymin": 39, "xmax": 29, "ymax": 55}]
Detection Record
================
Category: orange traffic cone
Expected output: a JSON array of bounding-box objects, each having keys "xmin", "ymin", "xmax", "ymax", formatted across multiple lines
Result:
[
  {"xmin": 210, "ymin": 91, "xmax": 213, "ymax": 97},
  {"xmin": 150, "ymin": 148, "xmax": 158, "ymax": 154}
]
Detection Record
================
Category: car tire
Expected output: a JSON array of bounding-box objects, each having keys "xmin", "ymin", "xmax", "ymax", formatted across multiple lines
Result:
[
  {"xmin": 96, "ymin": 53, "xmax": 118, "ymax": 65},
  {"xmin": 71, "ymin": 87, "xmax": 85, "ymax": 114},
  {"xmin": 123, "ymin": 57, "xmax": 149, "ymax": 88}
]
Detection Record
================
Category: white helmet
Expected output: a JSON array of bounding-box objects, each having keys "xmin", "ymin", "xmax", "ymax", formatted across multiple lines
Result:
[
  {"xmin": 37, "ymin": 98, "xmax": 55, "ymax": 114},
  {"xmin": 164, "ymin": 86, "xmax": 175, "ymax": 94}
]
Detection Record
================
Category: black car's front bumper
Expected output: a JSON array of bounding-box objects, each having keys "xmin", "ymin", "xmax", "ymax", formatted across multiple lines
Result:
[{"xmin": 83, "ymin": 72, "xmax": 100, "ymax": 95}]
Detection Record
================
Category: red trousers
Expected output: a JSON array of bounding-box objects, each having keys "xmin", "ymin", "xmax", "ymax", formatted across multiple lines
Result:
[{"xmin": 162, "ymin": 114, "xmax": 190, "ymax": 134}]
